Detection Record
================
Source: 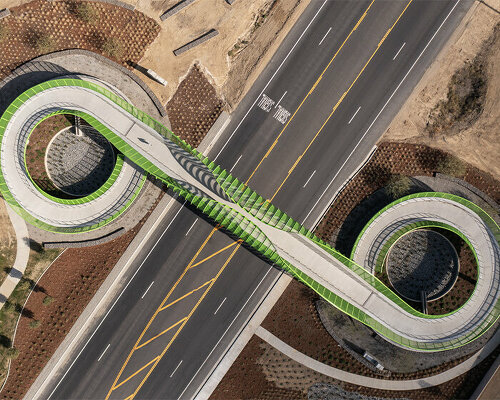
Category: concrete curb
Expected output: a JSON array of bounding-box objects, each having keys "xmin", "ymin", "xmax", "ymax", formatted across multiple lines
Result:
[
  {"xmin": 255, "ymin": 326, "xmax": 500, "ymax": 390},
  {"xmin": 0, "ymin": 202, "xmax": 30, "ymax": 307},
  {"xmin": 197, "ymin": 111, "xmax": 231, "ymax": 155},
  {"xmin": 23, "ymin": 193, "xmax": 181, "ymax": 400}
]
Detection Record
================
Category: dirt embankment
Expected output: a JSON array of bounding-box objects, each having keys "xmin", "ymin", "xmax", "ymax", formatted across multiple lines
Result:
[
  {"xmin": 383, "ymin": 0, "xmax": 500, "ymax": 178},
  {"xmin": 135, "ymin": 0, "xmax": 310, "ymax": 109}
]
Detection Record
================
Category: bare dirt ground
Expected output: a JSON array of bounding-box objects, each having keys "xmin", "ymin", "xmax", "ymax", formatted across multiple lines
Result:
[
  {"xmin": 383, "ymin": 0, "xmax": 500, "ymax": 178},
  {"xmin": 131, "ymin": 0, "xmax": 311, "ymax": 108}
]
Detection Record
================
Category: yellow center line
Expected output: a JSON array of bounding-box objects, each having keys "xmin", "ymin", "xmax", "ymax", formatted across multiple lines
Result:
[
  {"xmin": 113, "ymin": 356, "xmax": 160, "ymax": 391},
  {"xmin": 105, "ymin": 226, "xmax": 219, "ymax": 399},
  {"xmin": 125, "ymin": 243, "xmax": 242, "ymax": 400},
  {"xmin": 159, "ymin": 279, "xmax": 214, "ymax": 312},
  {"xmin": 244, "ymin": 0, "xmax": 376, "ymax": 186},
  {"xmin": 105, "ymin": 1, "xmax": 381, "ymax": 396},
  {"xmin": 188, "ymin": 241, "xmax": 239, "ymax": 270},
  {"xmin": 135, "ymin": 317, "xmax": 188, "ymax": 350},
  {"xmin": 270, "ymin": 0, "xmax": 414, "ymax": 201}
]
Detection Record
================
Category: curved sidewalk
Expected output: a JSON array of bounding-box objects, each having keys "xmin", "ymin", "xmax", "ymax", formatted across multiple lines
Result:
[
  {"xmin": 0, "ymin": 200, "xmax": 30, "ymax": 307},
  {"xmin": 255, "ymin": 326, "xmax": 500, "ymax": 390}
]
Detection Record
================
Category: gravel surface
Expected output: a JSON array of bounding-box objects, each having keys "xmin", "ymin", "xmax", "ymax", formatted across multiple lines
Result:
[
  {"xmin": 387, "ymin": 229, "xmax": 459, "ymax": 302},
  {"xmin": 46, "ymin": 126, "xmax": 115, "ymax": 196}
]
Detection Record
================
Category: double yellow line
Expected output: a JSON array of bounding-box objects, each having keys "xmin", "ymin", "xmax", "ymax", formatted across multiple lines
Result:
[{"xmin": 105, "ymin": 0, "xmax": 415, "ymax": 397}]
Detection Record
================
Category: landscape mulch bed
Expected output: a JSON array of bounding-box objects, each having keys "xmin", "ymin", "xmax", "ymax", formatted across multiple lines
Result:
[
  {"xmin": 315, "ymin": 141, "xmax": 500, "ymax": 249},
  {"xmin": 0, "ymin": 0, "xmax": 159, "ymax": 80},
  {"xmin": 167, "ymin": 64, "xmax": 224, "ymax": 148},
  {"xmin": 0, "ymin": 189, "xmax": 164, "ymax": 400},
  {"xmin": 211, "ymin": 141, "xmax": 500, "ymax": 399},
  {"xmin": 211, "ymin": 329, "xmax": 499, "ymax": 400},
  {"xmin": 25, "ymin": 114, "xmax": 73, "ymax": 197}
]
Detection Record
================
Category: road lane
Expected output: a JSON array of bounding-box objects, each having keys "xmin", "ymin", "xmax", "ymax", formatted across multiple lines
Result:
[{"xmin": 45, "ymin": 0, "xmax": 474, "ymax": 399}]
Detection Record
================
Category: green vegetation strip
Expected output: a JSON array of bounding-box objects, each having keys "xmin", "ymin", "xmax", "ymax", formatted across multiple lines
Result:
[{"xmin": 1, "ymin": 79, "xmax": 499, "ymax": 350}]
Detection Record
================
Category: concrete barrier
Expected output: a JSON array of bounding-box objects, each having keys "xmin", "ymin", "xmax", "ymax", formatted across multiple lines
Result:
[
  {"xmin": 173, "ymin": 29, "xmax": 219, "ymax": 56},
  {"xmin": 0, "ymin": 9, "xmax": 11, "ymax": 19},
  {"xmin": 160, "ymin": 0, "xmax": 196, "ymax": 21}
]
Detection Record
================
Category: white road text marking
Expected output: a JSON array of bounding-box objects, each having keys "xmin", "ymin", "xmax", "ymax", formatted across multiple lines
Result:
[
  {"xmin": 213, "ymin": 0, "xmax": 328, "ymax": 162},
  {"xmin": 393, "ymin": 42, "xmax": 406, "ymax": 60},
  {"xmin": 141, "ymin": 281, "xmax": 154, "ymax": 299},
  {"xmin": 303, "ymin": 170, "xmax": 316, "ymax": 188},
  {"xmin": 273, "ymin": 106, "xmax": 291, "ymax": 124},
  {"xmin": 214, "ymin": 297, "xmax": 227, "ymax": 315},
  {"xmin": 257, "ymin": 94, "xmax": 275, "ymax": 112},
  {"xmin": 318, "ymin": 27, "xmax": 332, "ymax": 46},
  {"xmin": 170, "ymin": 360, "xmax": 183, "ymax": 378},
  {"xmin": 97, "ymin": 344, "xmax": 110, "ymax": 362},
  {"xmin": 348, "ymin": 107, "xmax": 361, "ymax": 124}
]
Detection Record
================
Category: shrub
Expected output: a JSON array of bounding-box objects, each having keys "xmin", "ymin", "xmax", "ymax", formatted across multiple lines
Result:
[
  {"xmin": 385, "ymin": 174, "xmax": 412, "ymax": 199},
  {"xmin": 42, "ymin": 295, "xmax": 54, "ymax": 306},
  {"xmin": 30, "ymin": 32, "xmax": 55, "ymax": 53},
  {"xmin": 29, "ymin": 320, "xmax": 41, "ymax": 329},
  {"xmin": 75, "ymin": 2, "xmax": 100, "ymax": 25},
  {"xmin": 101, "ymin": 37, "xmax": 124, "ymax": 58},
  {"xmin": 5, "ymin": 347, "xmax": 19, "ymax": 359},
  {"xmin": 437, "ymin": 155, "xmax": 466, "ymax": 178}
]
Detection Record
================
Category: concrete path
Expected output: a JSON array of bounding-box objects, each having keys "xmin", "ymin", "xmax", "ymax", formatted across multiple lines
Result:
[
  {"xmin": 0, "ymin": 201, "xmax": 30, "ymax": 307},
  {"xmin": 255, "ymin": 325, "xmax": 500, "ymax": 390}
]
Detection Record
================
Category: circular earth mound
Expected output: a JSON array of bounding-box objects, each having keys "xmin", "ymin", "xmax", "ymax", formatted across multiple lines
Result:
[
  {"xmin": 386, "ymin": 229, "xmax": 459, "ymax": 302},
  {"xmin": 46, "ymin": 125, "xmax": 115, "ymax": 196}
]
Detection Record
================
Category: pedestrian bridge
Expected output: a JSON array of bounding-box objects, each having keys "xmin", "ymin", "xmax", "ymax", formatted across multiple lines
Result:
[{"xmin": 1, "ymin": 78, "xmax": 499, "ymax": 352}]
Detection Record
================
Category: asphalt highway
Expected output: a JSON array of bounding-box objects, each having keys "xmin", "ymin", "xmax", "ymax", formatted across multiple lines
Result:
[{"xmin": 42, "ymin": 0, "xmax": 474, "ymax": 399}]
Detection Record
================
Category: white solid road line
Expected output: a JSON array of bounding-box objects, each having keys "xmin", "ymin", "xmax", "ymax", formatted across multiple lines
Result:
[
  {"xmin": 318, "ymin": 27, "xmax": 332, "ymax": 45},
  {"xmin": 185, "ymin": 218, "xmax": 198, "ymax": 236},
  {"xmin": 275, "ymin": 91, "xmax": 287, "ymax": 108},
  {"xmin": 303, "ymin": 170, "xmax": 316, "ymax": 188},
  {"xmin": 393, "ymin": 42, "xmax": 406, "ymax": 60},
  {"xmin": 45, "ymin": 198, "xmax": 187, "ymax": 400},
  {"xmin": 170, "ymin": 360, "xmax": 183, "ymax": 378},
  {"xmin": 348, "ymin": 106, "xmax": 361, "ymax": 124},
  {"xmin": 301, "ymin": 0, "xmax": 462, "ymax": 226},
  {"xmin": 141, "ymin": 281, "xmax": 154, "ymax": 299},
  {"xmin": 214, "ymin": 297, "xmax": 227, "ymax": 315},
  {"xmin": 97, "ymin": 344, "xmax": 110, "ymax": 362},
  {"xmin": 213, "ymin": 0, "xmax": 329, "ymax": 162},
  {"xmin": 229, "ymin": 155, "xmax": 242, "ymax": 173}
]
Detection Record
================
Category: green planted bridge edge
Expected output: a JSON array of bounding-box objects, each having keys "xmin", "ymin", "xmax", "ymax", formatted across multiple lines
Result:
[{"xmin": 1, "ymin": 79, "xmax": 499, "ymax": 351}]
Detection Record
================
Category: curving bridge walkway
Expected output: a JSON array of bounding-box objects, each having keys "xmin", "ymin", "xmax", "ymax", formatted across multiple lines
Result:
[{"xmin": 0, "ymin": 79, "xmax": 499, "ymax": 352}]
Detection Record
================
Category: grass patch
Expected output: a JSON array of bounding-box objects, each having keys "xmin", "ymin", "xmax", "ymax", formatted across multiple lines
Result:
[
  {"xmin": 437, "ymin": 155, "xmax": 467, "ymax": 178},
  {"xmin": 101, "ymin": 37, "xmax": 124, "ymax": 58},
  {"xmin": 385, "ymin": 174, "xmax": 412, "ymax": 199},
  {"xmin": 74, "ymin": 2, "xmax": 100, "ymax": 25}
]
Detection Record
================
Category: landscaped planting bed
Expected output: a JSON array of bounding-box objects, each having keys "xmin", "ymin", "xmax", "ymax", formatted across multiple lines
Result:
[
  {"xmin": 25, "ymin": 114, "xmax": 73, "ymax": 198},
  {"xmin": 0, "ymin": 189, "xmax": 164, "ymax": 400},
  {"xmin": 0, "ymin": 0, "xmax": 159, "ymax": 80},
  {"xmin": 167, "ymin": 64, "xmax": 224, "ymax": 148}
]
